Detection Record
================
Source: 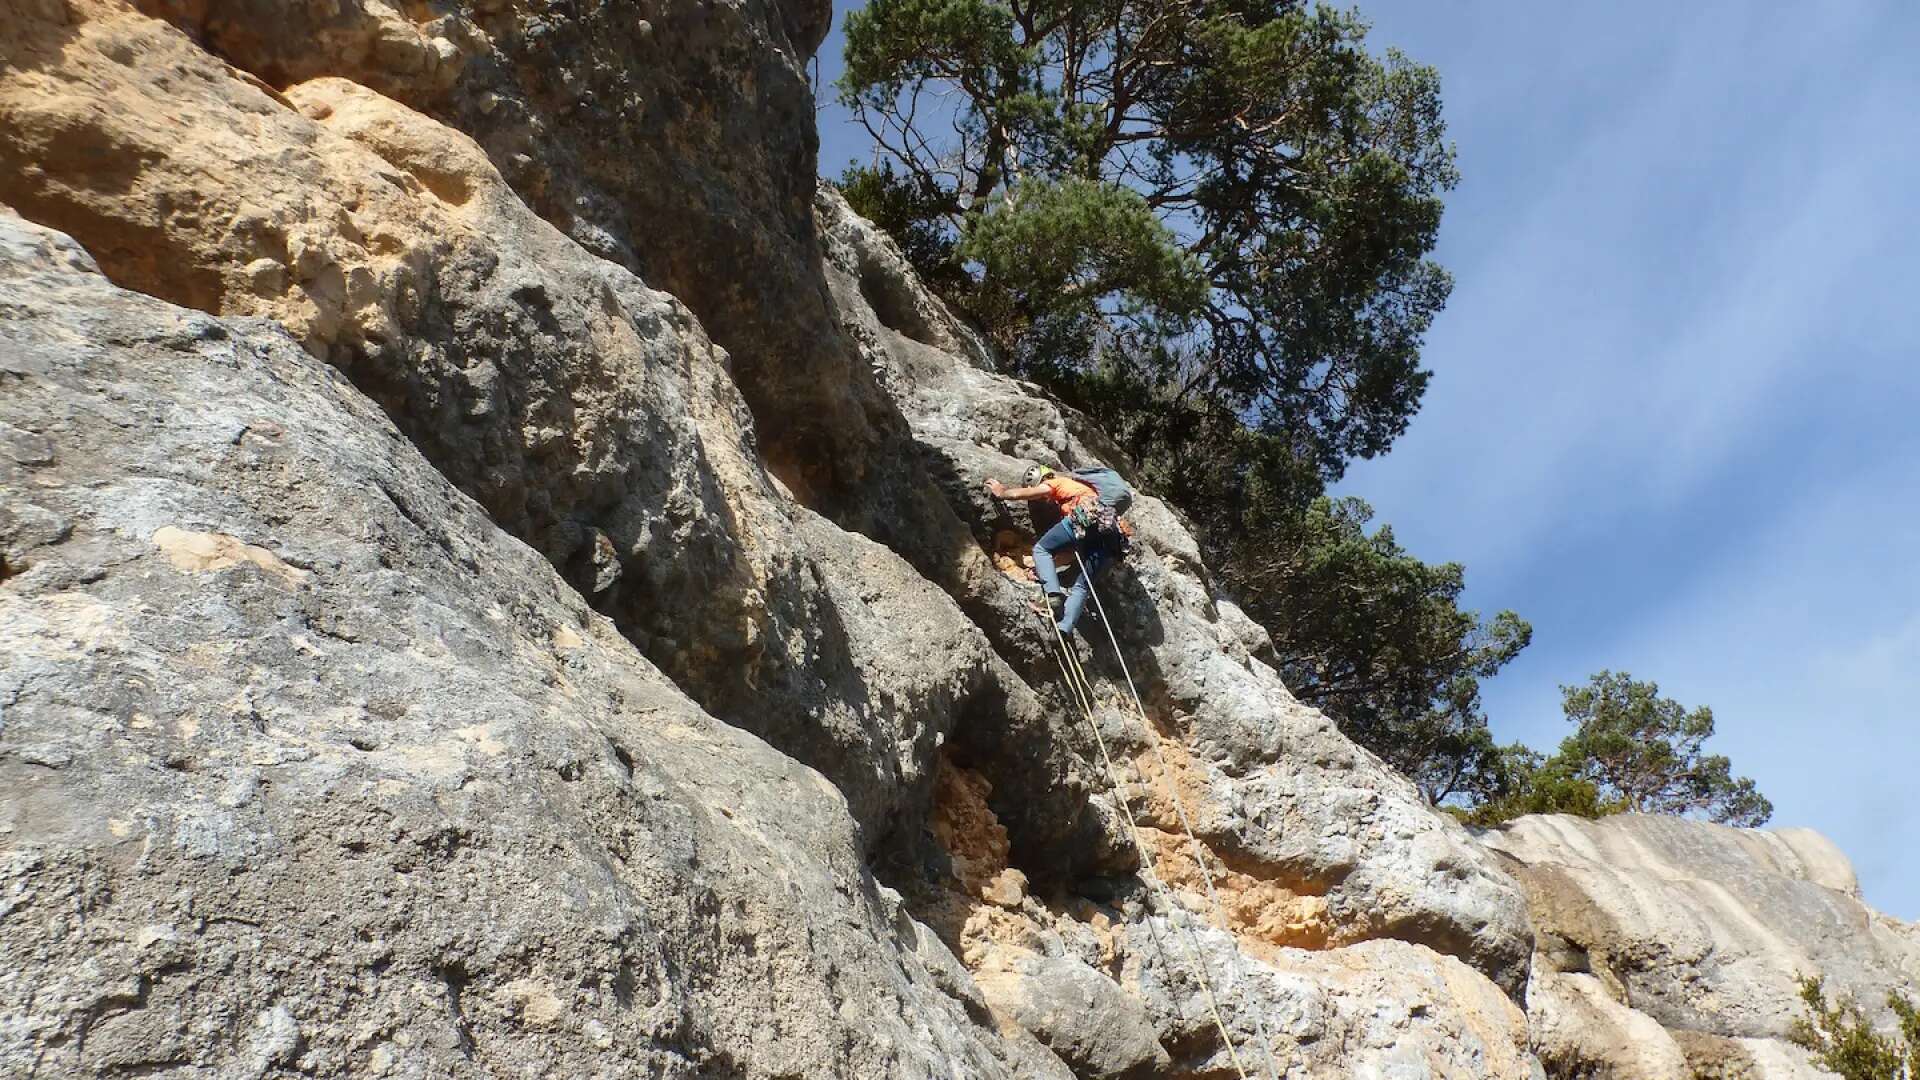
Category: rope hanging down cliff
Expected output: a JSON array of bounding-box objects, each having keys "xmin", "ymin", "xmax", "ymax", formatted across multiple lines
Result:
[
  {"xmin": 1034, "ymin": 567, "xmax": 1283, "ymax": 1080},
  {"xmin": 1072, "ymin": 552, "xmax": 1286, "ymax": 1077},
  {"xmin": 989, "ymin": 459, "xmax": 1281, "ymax": 1077},
  {"xmin": 1034, "ymin": 584, "xmax": 1250, "ymax": 1078}
]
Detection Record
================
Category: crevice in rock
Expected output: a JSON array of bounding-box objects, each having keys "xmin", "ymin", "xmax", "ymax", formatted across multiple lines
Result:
[
  {"xmin": 609, "ymin": 961, "xmax": 638, "ymax": 1009},
  {"xmin": 857, "ymin": 256, "xmax": 939, "ymax": 346},
  {"xmin": 606, "ymin": 738, "xmax": 636, "ymax": 781},
  {"xmin": 886, "ymin": 754, "xmax": 1040, "ymax": 963},
  {"xmin": 430, "ymin": 960, "xmax": 477, "ymax": 1060},
  {"xmin": 945, "ymin": 686, "xmax": 1136, "ymax": 888}
]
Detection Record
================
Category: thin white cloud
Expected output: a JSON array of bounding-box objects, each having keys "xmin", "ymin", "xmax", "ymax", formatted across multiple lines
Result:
[
  {"xmin": 1603, "ymin": 458, "xmax": 1920, "ymax": 916},
  {"xmin": 1347, "ymin": 0, "xmax": 1920, "ymax": 917},
  {"xmin": 1350, "ymin": 2, "xmax": 1920, "ymax": 562}
]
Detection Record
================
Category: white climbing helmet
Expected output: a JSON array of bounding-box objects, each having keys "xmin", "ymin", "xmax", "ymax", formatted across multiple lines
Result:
[{"xmin": 1022, "ymin": 464, "xmax": 1055, "ymax": 486}]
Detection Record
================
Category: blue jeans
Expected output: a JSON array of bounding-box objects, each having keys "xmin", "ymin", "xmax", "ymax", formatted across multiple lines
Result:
[{"xmin": 1034, "ymin": 516, "xmax": 1106, "ymax": 634}]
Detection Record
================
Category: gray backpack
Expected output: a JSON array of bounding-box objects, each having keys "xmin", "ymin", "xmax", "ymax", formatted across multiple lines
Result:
[{"xmin": 1070, "ymin": 466, "xmax": 1134, "ymax": 516}]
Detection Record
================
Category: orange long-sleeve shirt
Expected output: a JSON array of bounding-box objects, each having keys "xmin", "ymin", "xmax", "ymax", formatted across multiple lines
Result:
[{"xmin": 1039, "ymin": 474, "xmax": 1099, "ymax": 514}]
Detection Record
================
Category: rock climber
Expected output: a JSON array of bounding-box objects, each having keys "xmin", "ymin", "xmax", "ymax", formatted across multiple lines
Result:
[{"xmin": 985, "ymin": 465, "xmax": 1119, "ymax": 636}]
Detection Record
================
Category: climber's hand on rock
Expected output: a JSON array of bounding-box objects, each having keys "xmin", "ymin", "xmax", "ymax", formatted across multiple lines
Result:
[{"xmin": 986, "ymin": 478, "xmax": 1007, "ymax": 499}]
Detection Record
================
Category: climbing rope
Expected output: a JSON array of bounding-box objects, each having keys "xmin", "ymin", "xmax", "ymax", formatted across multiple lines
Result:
[
  {"xmin": 1074, "ymin": 552, "xmax": 1287, "ymax": 1079},
  {"xmin": 1034, "ymin": 583, "xmax": 1259, "ymax": 1080},
  {"xmin": 1036, "ymin": 599, "xmax": 1198, "ymax": 1022}
]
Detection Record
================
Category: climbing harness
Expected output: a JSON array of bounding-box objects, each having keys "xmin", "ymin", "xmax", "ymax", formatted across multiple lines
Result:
[{"xmin": 1033, "ymin": 559, "xmax": 1283, "ymax": 1080}]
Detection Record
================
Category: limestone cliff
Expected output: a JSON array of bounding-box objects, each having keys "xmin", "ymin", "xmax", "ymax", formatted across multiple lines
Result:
[
  {"xmin": 1485, "ymin": 814, "xmax": 1920, "ymax": 1078},
  {"xmin": 0, "ymin": 2, "xmax": 1911, "ymax": 1077},
  {"xmin": 0, "ymin": 208, "xmax": 1067, "ymax": 1078}
]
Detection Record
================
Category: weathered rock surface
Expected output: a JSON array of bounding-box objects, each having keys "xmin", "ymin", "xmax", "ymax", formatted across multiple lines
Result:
[
  {"xmin": 1130, "ymin": 925, "xmax": 1542, "ymax": 1079},
  {"xmin": 974, "ymin": 951, "xmax": 1171, "ymax": 1080},
  {"xmin": 0, "ymin": 209, "xmax": 1076, "ymax": 1078},
  {"xmin": 0, "ymin": 0, "xmax": 1034, "ymax": 858},
  {"xmin": 128, "ymin": 0, "xmax": 901, "ymax": 506},
  {"xmin": 819, "ymin": 188, "xmax": 1535, "ymax": 995},
  {"xmin": 0, "ymin": 0, "xmax": 1545, "ymax": 1059},
  {"xmin": 3, "ymin": 1, "xmax": 1913, "ymax": 1077},
  {"xmin": 911, "ymin": 754, "xmax": 1541, "ymax": 1079},
  {"xmin": 1486, "ymin": 813, "xmax": 1920, "ymax": 1077}
]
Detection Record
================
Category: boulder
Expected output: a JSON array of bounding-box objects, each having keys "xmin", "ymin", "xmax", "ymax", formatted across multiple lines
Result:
[
  {"xmin": 974, "ymin": 951, "xmax": 1170, "ymax": 1080},
  {"xmin": 1124, "ymin": 921, "xmax": 1541, "ymax": 1079},
  {"xmin": 1485, "ymin": 813, "xmax": 1920, "ymax": 1076}
]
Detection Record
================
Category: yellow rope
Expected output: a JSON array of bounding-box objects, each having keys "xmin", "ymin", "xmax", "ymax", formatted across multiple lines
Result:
[
  {"xmin": 1032, "ymin": 615, "xmax": 1190, "ymax": 1027},
  {"xmin": 1036, "ymin": 584, "xmax": 1253, "ymax": 1080},
  {"xmin": 1072, "ymin": 554, "xmax": 1286, "ymax": 1080}
]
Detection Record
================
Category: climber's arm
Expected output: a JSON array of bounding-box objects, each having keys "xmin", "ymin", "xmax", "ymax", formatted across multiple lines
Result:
[{"xmin": 987, "ymin": 479, "xmax": 1053, "ymax": 501}]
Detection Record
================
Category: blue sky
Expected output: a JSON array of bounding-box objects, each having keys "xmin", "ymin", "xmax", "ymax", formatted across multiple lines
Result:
[{"xmin": 813, "ymin": 2, "xmax": 1920, "ymax": 919}]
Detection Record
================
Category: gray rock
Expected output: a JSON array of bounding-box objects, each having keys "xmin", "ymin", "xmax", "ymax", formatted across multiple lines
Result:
[
  {"xmin": 974, "ymin": 951, "xmax": 1170, "ymax": 1080},
  {"xmin": 819, "ymin": 187, "xmax": 1536, "ymax": 994},
  {"xmin": 0, "ymin": 10, "xmax": 1025, "ymax": 860},
  {"xmin": 1485, "ymin": 813, "xmax": 1920, "ymax": 1077},
  {"xmin": 0, "ymin": 210, "xmax": 1068, "ymax": 1079},
  {"xmin": 5, "ymin": 0, "xmax": 1909, "ymax": 1074},
  {"xmin": 135, "ymin": 0, "xmax": 898, "ymax": 505},
  {"xmin": 1121, "ymin": 916, "xmax": 1542, "ymax": 1079}
]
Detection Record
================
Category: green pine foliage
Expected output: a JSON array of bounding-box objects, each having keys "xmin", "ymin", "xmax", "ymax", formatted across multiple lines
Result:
[
  {"xmin": 1555, "ymin": 671, "xmax": 1772, "ymax": 826},
  {"xmin": 834, "ymin": 4, "xmax": 1773, "ymax": 827},
  {"xmin": 1470, "ymin": 672, "xmax": 1771, "ymax": 827},
  {"xmin": 837, "ymin": 0, "xmax": 1456, "ymax": 479},
  {"xmin": 835, "ymin": 1, "xmax": 1513, "ymax": 791},
  {"xmin": 959, "ymin": 177, "xmax": 1209, "ymax": 326},
  {"xmin": 1791, "ymin": 976, "xmax": 1920, "ymax": 1080},
  {"xmin": 1464, "ymin": 750, "xmax": 1619, "ymax": 827},
  {"xmin": 1233, "ymin": 496, "xmax": 1531, "ymax": 805}
]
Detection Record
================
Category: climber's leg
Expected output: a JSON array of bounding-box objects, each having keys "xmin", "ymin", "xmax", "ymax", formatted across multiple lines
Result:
[
  {"xmin": 1058, "ymin": 546, "xmax": 1106, "ymax": 634},
  {"xmin": 1032, "ymin": 516, "xmax": 1076, "ymax": 599}
]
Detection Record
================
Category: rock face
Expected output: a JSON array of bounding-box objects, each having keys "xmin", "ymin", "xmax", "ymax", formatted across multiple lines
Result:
[
  {"xmin": 0, "ymin": 0, "xmax": 1032, "ymax": 860},
  {"xmin": 122, "ymin": 0, "xmax": 897, "ymax": 505},
  {"xmin": 0, "ymin": 1, "xmax": 1912, "ymax": 1077},
  {"xmin": 1485, "ymin": 814, "xmax": 1920, "ymax": 1078},
  {"xmin": 0, "ymin": 211, "xmax": 1067, "ymax": 1078},
  {"xmin": 818, "ymin": 189, "xmax": 1535, "ymax": 991}
]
